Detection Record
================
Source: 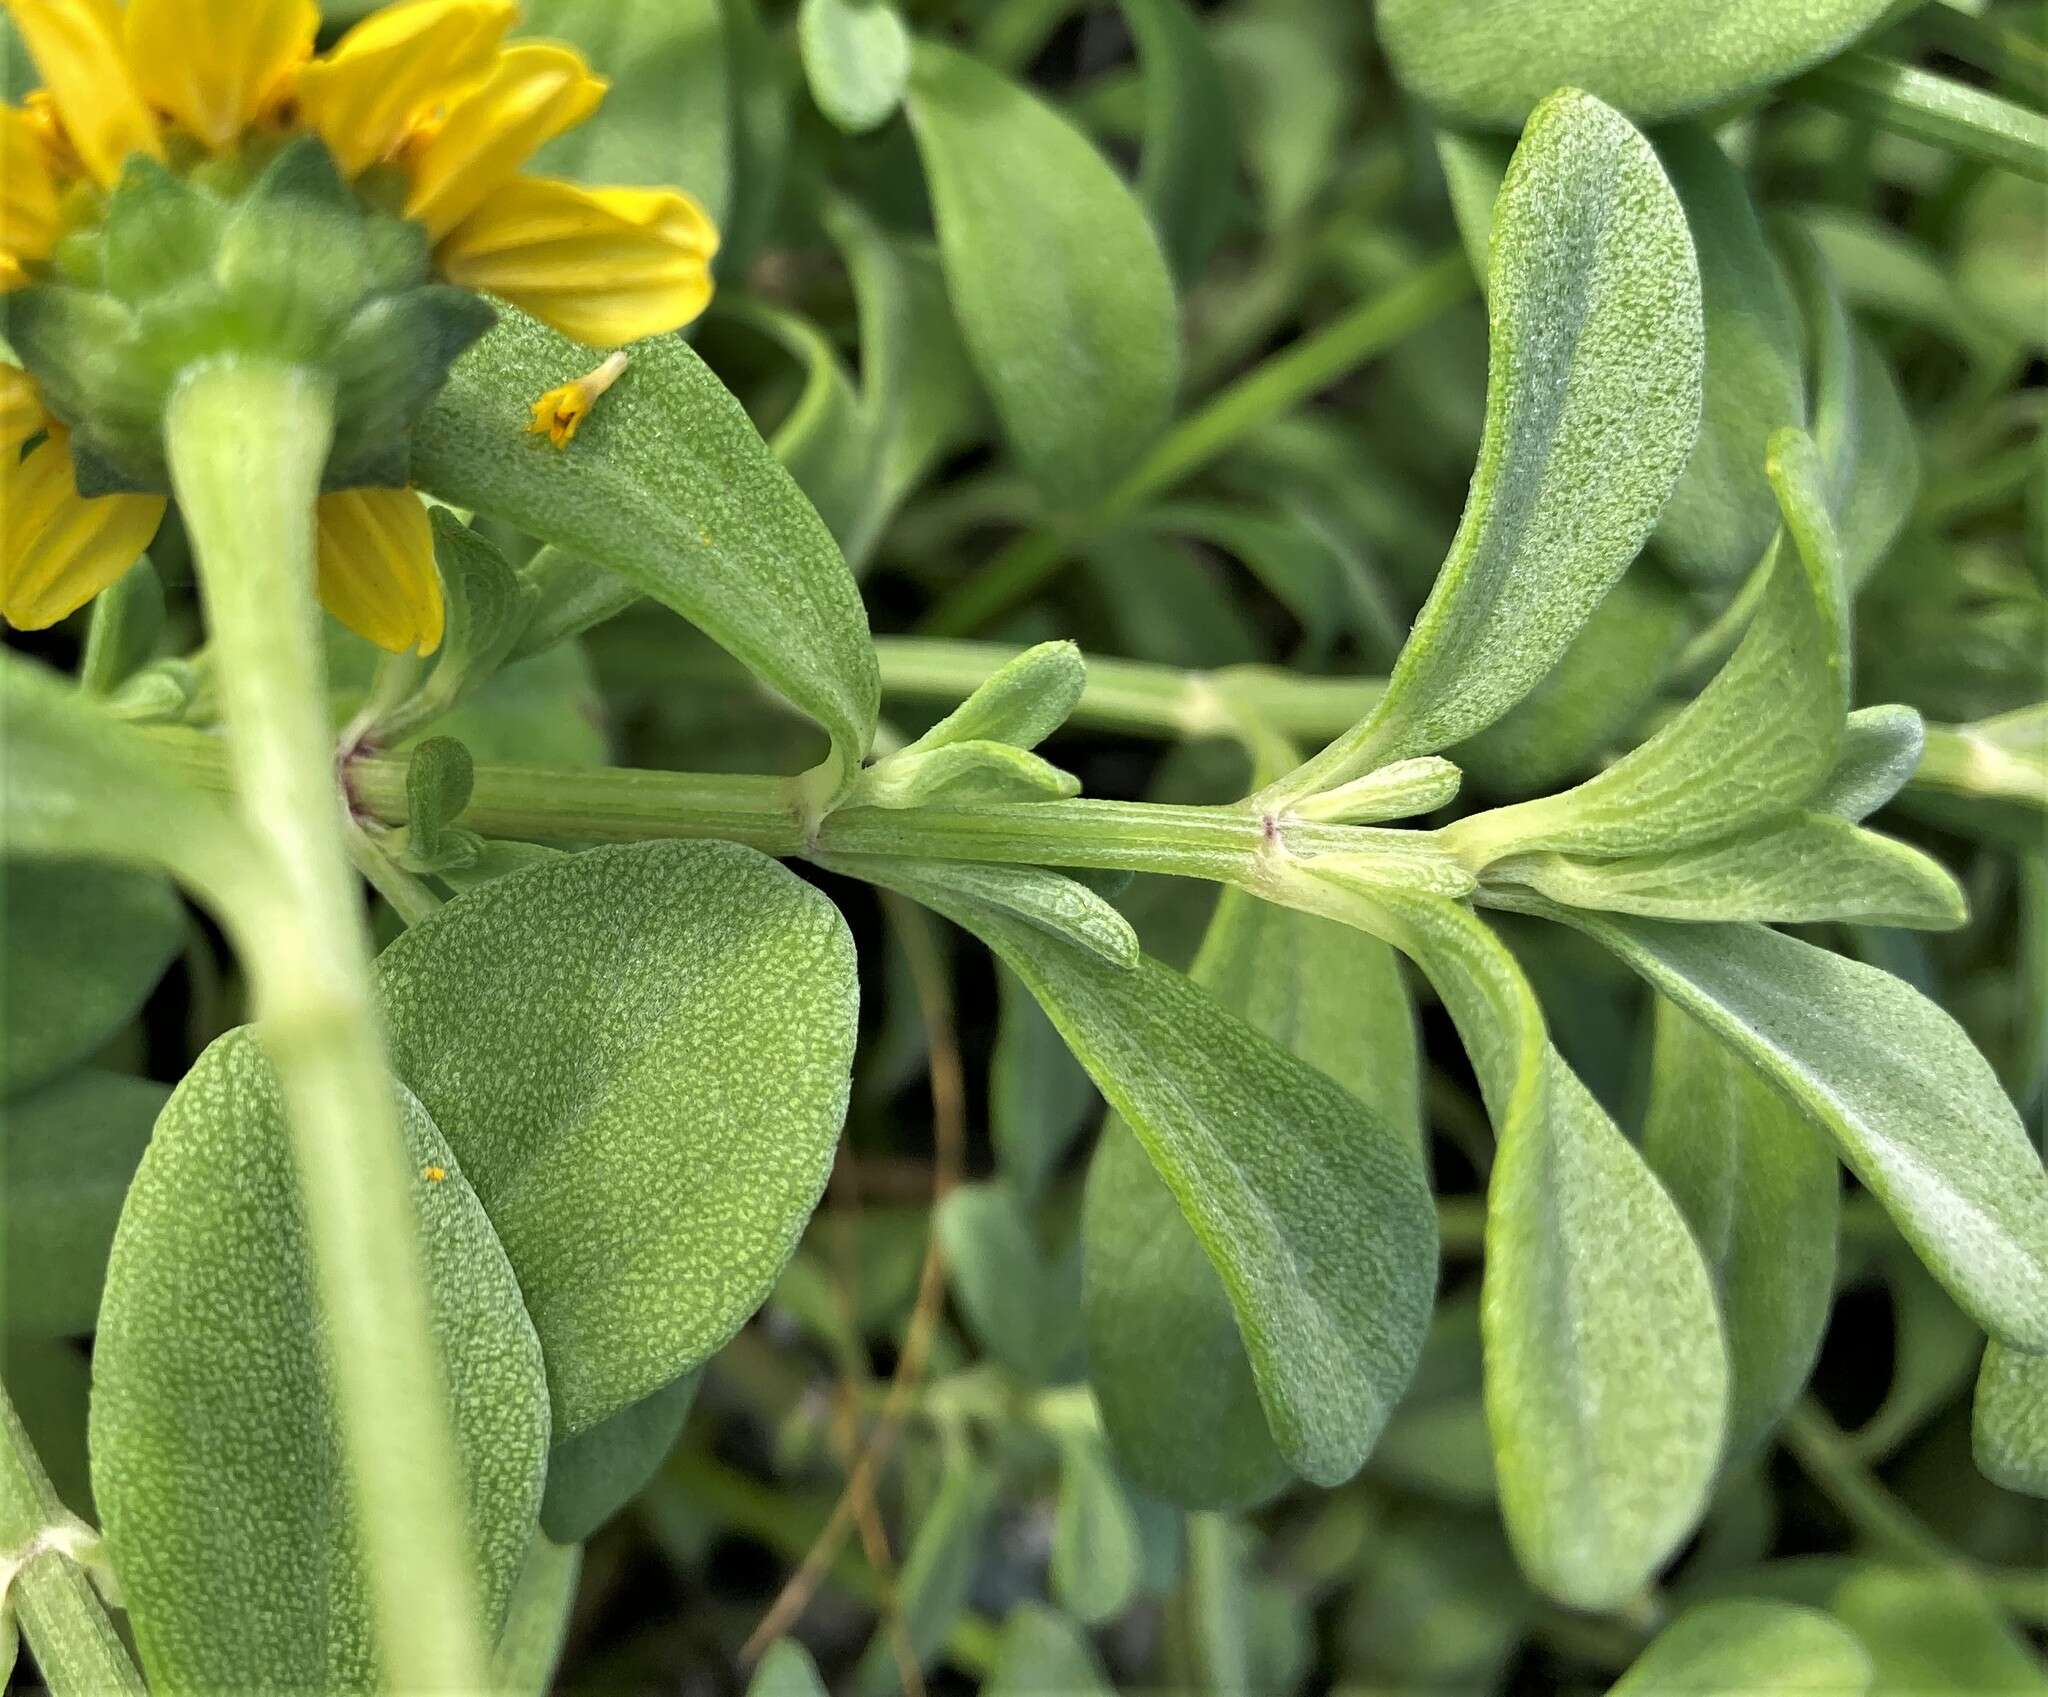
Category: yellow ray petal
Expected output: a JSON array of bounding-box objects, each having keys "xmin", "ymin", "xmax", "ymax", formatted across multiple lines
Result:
[
  {"xmin": 314, "ymin": 486, "xmax": 444, "ymax": 655},
  {"xmin": 404, "ymin": 42, "xmax": 607, "ymax": 240},
  {"xmin": 0, "ymin": 364, "xmax": 48, "ymax": 454},
  {"xmin": 123, "ymin": 0, "xmax": 318, "ymax": 150},
  {"xmin": 438, "ymin": 177, "xmax": 719, "ymax": 347},
  {"xmin": 0, "ymin": 106, "xmax": 62, "ymax": 271},
  {"xmin": 0, "ymin": 430, "xmax": 163, "ymax": 629},
  {"xmin": 5, "ymin": 0, "xmax": 162, "ymax": 187},
  {"xmin": 295, "ymin": 0, "xmax": 516, "ymax": 177}
]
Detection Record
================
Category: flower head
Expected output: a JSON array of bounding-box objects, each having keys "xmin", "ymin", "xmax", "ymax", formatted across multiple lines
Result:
[{"xmin": 0, "ymin": 0, "xmax": 720, "ymax": 651}]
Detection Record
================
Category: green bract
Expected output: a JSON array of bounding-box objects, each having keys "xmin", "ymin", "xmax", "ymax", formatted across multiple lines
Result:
[{"xmin": 6, "ymin": 139, "xmax": 492, "ymax": 494}]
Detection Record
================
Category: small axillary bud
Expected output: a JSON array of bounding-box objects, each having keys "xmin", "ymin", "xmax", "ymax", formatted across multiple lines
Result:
[
  {"xmin": 528, "ymin": 349, "xmax": 630, "ymax": 449},
  {"xmin": 1290, "ymin": 756, "xmax": 1464, "ymax": 825}
]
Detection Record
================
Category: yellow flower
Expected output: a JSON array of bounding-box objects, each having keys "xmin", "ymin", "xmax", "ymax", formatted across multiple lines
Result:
[
  {"xmin": 2, "ymin": 361, "xmax": 444, "ymax": 652},
  {"xmin": 0, "ymin": 0, "xmax": 721, "ymax": 653},
  {"xmin": 5, "ymin": 0, "xmax": 161, "ymax": 187},
  {"xmin": 0, "ymin": 0, "xmax": 719, "ymax": 344},
  {"xmin": 440, "ymin": 179, "xmax": 720, "ymax": 348},
  {"xmin": 399, "ymin": 41, "xmax": 607, "ymax": 240},
  {"xmin": 123, "ymin": 0, "xmax": 318, "ymax": 151},
  {"xmin": 528, "ymin": 348, "xmax": 629, "ymax": 448},
  {"xmin": 0, "ymin": 365, "xmax": 165, "ymax": 630},
  {"xmin": 314, "ymin": 487, "xmax": 446, "ymax": 657},
  {"xmin": 0, "ymin": 107, "xmax": 62, "ymax": 283},
  {"xmin": 294, "ymin": 0, "xmax": 518, "ymax": 176}
]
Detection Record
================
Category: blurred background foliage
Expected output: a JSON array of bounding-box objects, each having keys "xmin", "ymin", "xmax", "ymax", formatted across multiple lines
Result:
[{"xmin": 3, "ymin": 0, "xmax": 2044, "ymax": 1691}]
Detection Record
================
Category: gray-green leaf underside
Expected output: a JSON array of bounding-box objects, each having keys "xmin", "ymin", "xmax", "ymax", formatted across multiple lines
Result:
[
  {"xmin": 857, "ymin": 859, "xmax": 1437, "ymax": 1487},
  {"xmin": 1380, "ymin": 0, "xmax": 1897, "ymax": 129},
  {"xmin": 1268, "ymin": 88, "xmax": 1704, "ymax": 802}
]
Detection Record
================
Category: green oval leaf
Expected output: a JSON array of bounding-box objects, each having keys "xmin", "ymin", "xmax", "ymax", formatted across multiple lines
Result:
[
  {"xmin": 936, "ymin": 1181, "xmax": 1078, "ymax": 1381},
  {"xmin": 1049, "ymin": 1431, "xmax": 1144, "ymax": 1625},
  {"xmin": 864, "ymin": 862, "xmax": 1437, "ymax": 1487},
  {"xmin": 750, "ymin": 1639, "xmax": 830, "ymax": 1697},
  {"xmin": 986, "ymin": 1604, "xmax": 1114, "ymax": 1697},
  {"xmin": 1495, "ymin": 812, "xmax": 1965, "ymax": 930},
  {"xmin": 1380, "ymin": 0, "xmax": 1896, "ymax": 129},
  {"xmin": 1291, "ymin": 880, "xmax": 1726, "ymax": 1609},
  {"xmin": 1123, "ymin": 0, "xmax": 1239, "ymax": 281},
  {"xmin": 1643, "ymin": 997, "xmax": 1839, "ymax": 1461},
  {"xmin": 1778, "ymin": 221, "xmax": 1919, "ymax": 590},
  {"xmin": 3, "ymin": 1070, "xmax": 165, "ymax": 1339},
  {"xmin": 1082, "ymin": 1115, "xmax": 1290, "ymax": 1509},
  {"xmin": 1450, "ymin": 429, "xmax": 1849, "ymax": 865},
  {"xmin": 1611, "ymin": 1599, "xmax": 1872, "ymax": 1696},
  {"xmin": 901, "ymin": 640, "xmax": 1086, "ymax": 756},
  {"xmin": 91, "ymin": 1032, "xmax": 550, "ymax": 1692},
  {"xmin": 1532, "ymin": 904, "xmax": 2048, "ymax": 1353},
  {"xmin": 539, "ymin": 1372, "xmax": 699, "ymax": 1543},
  {"xmin": 1974, "ymin": 1342, "xmax": 2048, "ymax": 1499},
  {"xmin": 798, "ymin": 0, "xmax": 910, "ymax": 134},
  {"xmin": 3, "ymin": 858, "xmax": 181, "ymax": 1096},
  {"xmin": 1267, "ymin": 88, "xmax": 1703, "ymax": 801},
  {"xmin": 1817, "ymin": 705, "xmax": 1926, "ymax": 822},
  {"xmin": 1653, "ymin": 125, "xmax": 1808, "ymax": 587},
  {"xmin": 412, "ymin": 308, "xmax": 879, "ymax": 801},
  {"xmin": 377, "ymin": 841, "xmax": 858, "ymax": 1434},
  {"xmin": 1485, "ymin": 1049, "xmax": 1727, "ymax": 1609},
  {"xmin": 906, "ymin": 39, "xmax": 1180, "ymax": 506}
]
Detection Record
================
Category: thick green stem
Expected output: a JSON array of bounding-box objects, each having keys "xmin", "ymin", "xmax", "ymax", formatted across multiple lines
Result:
[
  {"xmin": 918, "ymin": 250, "xmax": 1474, "ymax": 635},
  {"xmin": 165, "ymin": 359, "xmax": 488, "ymax": 1692},
  {"xmin": 145, "ymin": 724, "xmax": 1446, "ymax": 887},
  {"xmin": 0, "ymin": 1385, "xmax": 143, "ymax": 1696},
  {"xmin": 875, "ymin": 637, "xmax": 1384, "ymax": 743}
]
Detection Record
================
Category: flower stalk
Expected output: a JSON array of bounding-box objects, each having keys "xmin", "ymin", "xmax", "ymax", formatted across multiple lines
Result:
[{"xmin": 162, "ymin": 358, "xmax": 487, "ymax": 1691}]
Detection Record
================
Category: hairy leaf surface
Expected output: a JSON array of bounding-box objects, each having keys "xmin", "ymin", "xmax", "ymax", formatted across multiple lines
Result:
[
  {"xmin": 1643, "ymin": 999, "xmax": 1839, "ymax": 1461},
  {"xmin": 1269, "ymin": 89, "xmax": 1703, "ymax": 800},
  {"xmin": 378, "ymin": 841, "xmax": 858, "ymax": 1433},
  {"xmin": 863, "ymin": 862, "xmax": 1436, "ymax": 1487},
  {"xmin": 412, "ymin": 308, "xmax": 880, "ymax": 799},
  {"xmin": 1380, "ymin": 0, "xmax": 1896, "ymax": 129},
  {"xmin": 906, "ymin": 40, "xmax": 1179, "ymax": 506},
  {"xmin": 93, "ymin": 1036, "xmax": 550, "ymax": 1693},
  {"xmin": 1532, "ymin": 904, "xmax": 2048, "ymax": 1351}
]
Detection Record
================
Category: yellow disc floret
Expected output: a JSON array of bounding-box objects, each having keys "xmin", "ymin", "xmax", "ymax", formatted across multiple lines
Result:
[{"xmin": 528, "ymin": 348, "xmax": 629, "ymax": 449}]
